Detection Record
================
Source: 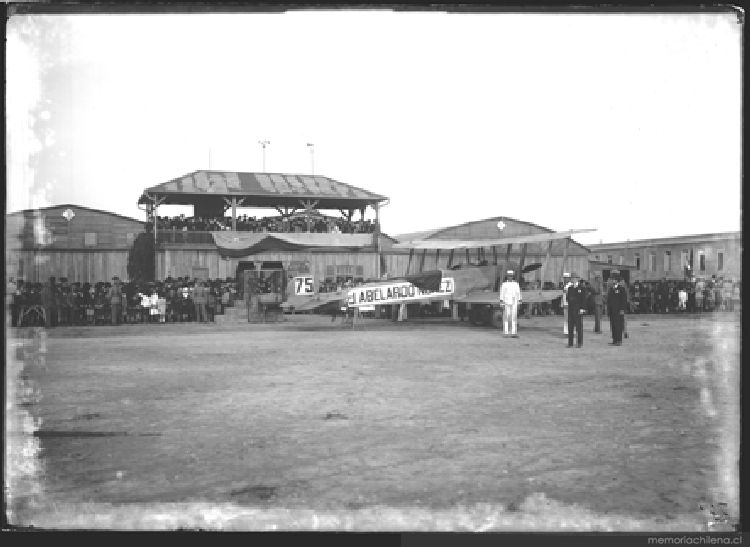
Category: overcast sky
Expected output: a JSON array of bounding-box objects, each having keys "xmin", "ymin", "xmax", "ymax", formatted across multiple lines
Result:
[{"xmin": 6, "ymin": 9, "xmax": 742, "ymax": 245}]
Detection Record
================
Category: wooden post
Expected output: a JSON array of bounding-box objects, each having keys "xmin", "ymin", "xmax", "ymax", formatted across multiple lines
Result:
[
  {"xmin": 518, "ymin": 244, "xmax": 528, "ymax": 310},
  {"xmin": 231, "ymin": 197, "xmax": 237, "ymax": 231},
  {"xmin": 505, "ymin": 243, "xmax": 513, "ymax": 264},
  {"xmin": 435, "ymin": 249, "xmax": 440, "ymax": 270},
  {"xmin": 518, "ymin": 243, "xmax": 528, "ymax": 275},
  {"xmin": 374, "ymin": 202, "xmax": 381, "ymax": 279},
  {"xmin": 150, "ymin": 196, "xmax": 165, "ymax": 281},
  {"xmin": 151, "ymin": 200, "xmax": 157, "ymax": 238},
  {"xmin": 447, "ymin": 249, "xmax": 454, "ymax": 268},
  {"xmin": 419, "ymin": 249, "xmax": 427, "ymax": 273},
  {"xmin": 559, "ymin": 237, "xmax": 571, "ymax": 281},
  {"xmin": 465, "ymin": 248, "xmax": 470, "ymax": 264},
  {"xmin": 492, "ymin": 246, "xmax": 498, "ymax": 265},
  {"xmin": 407, "ymin": 248, "xmax": 414, "ymax": 275},
  {"xmin": 542, "ymin": 240, "xmax": 553, "ymax": 286}
]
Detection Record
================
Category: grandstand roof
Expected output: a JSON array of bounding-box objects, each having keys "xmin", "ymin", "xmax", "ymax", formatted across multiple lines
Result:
[{"xmin": 138, "ymin": 170, "xmax": 388, "ymax": 210}]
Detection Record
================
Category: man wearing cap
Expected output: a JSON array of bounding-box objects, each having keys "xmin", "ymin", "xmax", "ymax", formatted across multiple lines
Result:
[
  {"xmin": 619, "ymin": 277, "xmax": 631, "ymax": 338},
  {"xmin": 566, "ymin": 274, "xmax": 587, "ymax": 348},
  {"xmin": 499, "ymin": 269, "xmax": 522, "ymax": 338},
  {"xmin": 590, "ymin": 274, "xmax": 604, "ymax": 334},
  {"xmin": 607, "ymin": 270, "xmax": 628, "ymax": 345},
  {"xmin": 108, "ymin": 276, "xmax": 123, "ymax": 325},
  {"xmin": 41, "ymin": 277, "xmax": 57, "ymax": 328},
  {"xmin": 695, "ymin": 277, "xmax": 705, "ymax": 312},
  {"xmin": 193, "ymin": 280, "xmax": 207, "ymax": 323},
  {"xmin": 561, "ymin": 273, "xmax": 572, "ymax": 336}
]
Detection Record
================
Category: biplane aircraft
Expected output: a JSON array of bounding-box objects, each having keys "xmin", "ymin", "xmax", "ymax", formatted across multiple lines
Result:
[{"xmin": 281, "ymin": 228, "xmax": 595, "ymax": 327}]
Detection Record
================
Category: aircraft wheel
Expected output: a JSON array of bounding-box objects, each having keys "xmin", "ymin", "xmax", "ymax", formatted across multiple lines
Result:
[
  {"xmin": 490, "ymin": 307, "xmax": 503, "ymax": 328},
  {"xmin": 468, "ymin": 307, "xmax": 482, "ymax": 325}
]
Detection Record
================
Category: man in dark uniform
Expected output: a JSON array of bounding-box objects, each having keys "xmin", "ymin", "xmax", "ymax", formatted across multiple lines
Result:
[
  {"xmin": 566, "ymin": 274, "xmax": 587, "ymax": 348},
  {"xmin": 41, "ymin": 277, "xmax": 57, "ymax": 328},
  {"xmin": 11, "ymin": 279, "xmax": 24, "ymax": 327},
  {"xmin": 607, "ymin": 270, "xmax": 628, "ymax": 346},
  {"xmin": 590, "ymin": 274, "xmax": 604, "ymax": 334},
  {"xmin": 108, "ymin": 276, "xmax": 123, "ymax": 325}
]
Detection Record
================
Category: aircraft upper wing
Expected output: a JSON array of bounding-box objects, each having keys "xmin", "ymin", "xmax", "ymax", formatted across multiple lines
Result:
[
  {"xmin": 454, "ymin": 289, "xmax": 562, "ymax": 305},
  {"xmin": 392, "ymin": 229, "xmax": 596, "ymax": 250}
]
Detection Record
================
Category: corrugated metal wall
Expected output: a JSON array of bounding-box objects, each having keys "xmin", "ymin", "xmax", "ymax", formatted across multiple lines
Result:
[
  {"xmin": 6, "ymin": 206, "xmax": 144, "ymax": 251},
  {"xmin": 6, "ymin": 206, "xmax": 144, "ymax": 283},
  {"xmin": 6, "ymin": 250, "xmax": 130, "ymax": 283}
]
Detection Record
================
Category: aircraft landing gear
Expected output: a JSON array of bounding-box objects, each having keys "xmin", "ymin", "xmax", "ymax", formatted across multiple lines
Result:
[{"xmin": 468, "ymin": 304, "xmax": 500, "ymax": 327}]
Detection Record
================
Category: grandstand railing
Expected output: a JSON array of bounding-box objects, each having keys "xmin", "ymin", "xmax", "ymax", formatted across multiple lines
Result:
[
  {"xmin": 156, "ymin": 231, "xmax": 215, "ymax": 245},
  {"xmin": 155, "ymin": 229, "xmax": 377, "ymax": 245}
]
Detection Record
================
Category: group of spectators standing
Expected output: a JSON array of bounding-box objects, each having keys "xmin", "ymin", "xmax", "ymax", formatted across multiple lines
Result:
[
  {"xmin": 7, "ymin": 276, "xmax": 242, "ymax": 328},
  {"xmin": 559, "ymin": 271, "xmax": 741, "ymax": 348},
  {"xmin": 624, "ymin": 276, "xmax": 739, "ymax": 314},
  {"xmin": 521, "ymin": 274, "xmax": 739, "ymax": 317},
  {"xmin": 153, "ymin": 214, "xmax": 378, "ymax": 234}
]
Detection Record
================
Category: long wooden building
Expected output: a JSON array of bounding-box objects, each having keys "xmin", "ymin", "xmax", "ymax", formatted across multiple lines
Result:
[
  {"xmin": 588, "ymin": 232, "xmax": 742, "ymax": 282},
  {"xmin": 5, "ymin": 204, "xmax": 145, "ymax": 283}
]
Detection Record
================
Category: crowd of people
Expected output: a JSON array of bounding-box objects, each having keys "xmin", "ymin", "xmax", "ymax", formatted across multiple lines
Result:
[
  {"xmin": 620, "ymin": 276, "xmax": 740, "ymax": 314},
  {"xmin": 518, "ymin": 274, "xmax": 740, "ymax": 316},
  {"xmin": 7, "ymin": 269, "xmax": 740, "ymax": 329},
  {"xmin": 7, "ymin": 276, "xmax": 244, "ymax": 328},
  {"xmin": 152, "ymin": 214, "xmax": 378, "ymax": 234}
]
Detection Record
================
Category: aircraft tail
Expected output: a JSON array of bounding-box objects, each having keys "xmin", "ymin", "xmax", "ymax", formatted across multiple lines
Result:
[{"xmin": 403, "ymin": 270, "xmax": 442, "ymax": 292}]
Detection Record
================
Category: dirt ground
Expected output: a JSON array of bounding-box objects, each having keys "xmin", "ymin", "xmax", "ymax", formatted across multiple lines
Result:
[{"xmin": 5, "ymin": 312, "xmax": 740, "ymax": 531}]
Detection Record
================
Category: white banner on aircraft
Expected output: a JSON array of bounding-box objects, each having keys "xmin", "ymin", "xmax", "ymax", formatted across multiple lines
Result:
[{"xmin": 346, "ymin": 278, "xmax": 455, "ymax": 307}]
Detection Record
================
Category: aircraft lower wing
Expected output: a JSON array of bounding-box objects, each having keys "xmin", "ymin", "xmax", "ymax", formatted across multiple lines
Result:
[
  {"xmin": 282, "ymin": 290, "xmax": 349, "ymax": 312},
  {"xmin": 282, "ymin": 271, "xmax": 444, "ymax": 313},
  {"xmin": 454, "ymin": 289, "xmax": 562, "ymax": 305}
]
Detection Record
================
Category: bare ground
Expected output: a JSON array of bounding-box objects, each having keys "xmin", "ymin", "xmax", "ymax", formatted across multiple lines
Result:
[{"xmin": 5, "ymin": 312, "xmax": 740, "ymax": 531}]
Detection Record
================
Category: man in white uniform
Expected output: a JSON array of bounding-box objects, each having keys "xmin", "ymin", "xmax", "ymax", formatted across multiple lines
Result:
[
  {"xmin": 678, "ymin": 286, "xmax": 688, "ymax": 311},
  {"xmin": 561, "ymin": 272, "xmax": 573, "ymax": 336},
  {"xmin": 499, "ymin": 270, "xmax": 522, "ymax": 338}
]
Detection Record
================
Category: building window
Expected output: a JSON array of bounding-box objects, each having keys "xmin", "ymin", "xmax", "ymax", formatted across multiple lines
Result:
[
  {"xmin": 648, "ymin": 253, "xmax": 656, "ymax": 272},
  {"xmin": 618, "ymin": 256, "xmax": 624, "ymax": 265},
  {"xmin": 634, "ymin": 253, "xmax": 641, "ymax": 270},
  {"xmin": 681, "ymin": 250, "xmax": 689, "ymax": 270},
  {"xmin": 699, "ymin": 252, "xmax": 706, "ymax": 272},
  {"xmin": 607, "ymin": 255, "xmax": 613, "ymax": 265},
  {"xmin": 718, "ymin": 251, "xmax": 724, "ymax": 271},
  {"xmin": 664, "ymin": 251, "xmax": 671, "ymax": 272},
  {"xmin": 84, "ymin": 232, "xmax": 97, "ymax": 246},
  {"xmin": 594, "ymin": 255, "xmax": 600, "ymax": 261}
]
